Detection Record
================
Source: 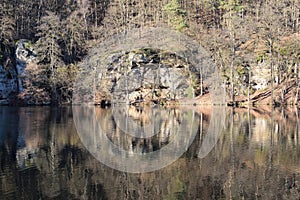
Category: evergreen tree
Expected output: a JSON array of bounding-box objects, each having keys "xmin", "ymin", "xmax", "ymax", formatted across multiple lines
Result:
[
  {"xmin": 163, "ymin": 0, "xmax": 188, "ymax": 31},
  {"xmin": 0, "ymin": 3, "xmax": 15, "ymax": 64},
  {"xmin": 62, "ymin": 10, "xmax": 87, "ymax": 64},
  {"xmin": 35, "ymin": 11, "xmax": 63, "ymax": 101}
]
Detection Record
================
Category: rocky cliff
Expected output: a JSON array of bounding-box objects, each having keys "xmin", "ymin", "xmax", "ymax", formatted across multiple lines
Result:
[
  {"xmin": 15, "ymin": 39, "xmax": 36, "ymax": 92},
  {"xmin": 74, "ymin": 48, "xmax": 207, "ymax": 106},
  {"xmin": 0, "ymin": 64, "xmax": 17, "ymax": 104},
  {"xmin": 0, "ymin": 39, "xmax": 292, "ymax": 106},
  {"xmin": 95, "ymin": 49, "xmax": 203, "ymax": 105},
  {"xmin": 0, "ymin": 40, "xmax": 40, "ymax": 105}
]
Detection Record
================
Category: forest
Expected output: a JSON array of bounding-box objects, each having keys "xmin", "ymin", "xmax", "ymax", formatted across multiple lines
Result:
[{"xmin": 0, "ymin": 0, "xmax": 299, "ymax": 105}]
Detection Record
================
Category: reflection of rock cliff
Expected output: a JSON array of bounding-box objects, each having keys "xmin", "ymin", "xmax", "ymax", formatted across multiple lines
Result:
[
  {"xmin": 2, "ymin": 107, "xmax": 300, "ymax": 199},
  {"xmin": 73, "ymin": 105, "xmax": 199, "ymax": 173},
  {"xmin": 96, "ymin": 106, "xmax": 197, "ymax": 154}
]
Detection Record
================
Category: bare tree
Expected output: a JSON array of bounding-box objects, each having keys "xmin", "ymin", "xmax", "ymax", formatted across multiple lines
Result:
[
  {"xmin": 257, "ymin": 1, "xmax": 286, "ymax": 104},
  {"xmin": 219, "ymin": 0, "xmax": 246, "ymax": 105}
]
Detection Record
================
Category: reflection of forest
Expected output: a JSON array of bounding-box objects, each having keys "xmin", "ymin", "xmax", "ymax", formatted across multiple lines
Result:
[{"xmin": 1, "ymin": 106, "xmax": 300, "ymax": 199}]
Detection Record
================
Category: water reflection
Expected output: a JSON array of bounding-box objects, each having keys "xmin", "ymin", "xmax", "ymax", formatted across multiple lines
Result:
[
  {"xmin": 0, "ymin": 106, "xmax": 300, "ymax": 199},
  {"xmin": 198, "ymin": 106, "xmax": 226, "ymax": 159},
  {"xmin": 73, "ymin": 105, "xmax": 199, "ymax": 173}
]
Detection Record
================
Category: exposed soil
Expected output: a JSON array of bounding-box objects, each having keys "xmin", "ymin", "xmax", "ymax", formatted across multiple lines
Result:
[
  {"xmin": 180, "ymin": 78, "xmax": 300, "ymax": 107},
  {"xmin": 237, "ymin": 78, "xmax": 299, "ymax": 106}
]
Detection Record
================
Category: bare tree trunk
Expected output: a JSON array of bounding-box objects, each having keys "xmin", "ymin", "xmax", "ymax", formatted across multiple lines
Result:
[
  {"xmin": 50, "ymin": 39, "xmax": 57, "ymax": 101},
  {"xmin": 94, "ymin": 1, "xmax": 98, "ymax": 28},
  {"xmin": 294, "ymin": 1, "xmax": 299, "ymax": 105},
  {"xmin": 200, "ymin": 70, "xmax": 203, "ymax": 96},
  {"xmin": 200, "ymin": 112, "xmax": 203, "ymax": 142},
  {"xmin": 295, "ymin": 106, "xmax": 299, "ymax": 146},
  {"xmin": 248, "ymin": 65, "xmax": 251, "ymax": 106},
  {"xmin": 247, "ymin": 106, "xmax": 251, "ymax": 145},
  {"xmin": 295, "ymin": 61, "xmax": 299, "ymax": 105},
  {"xmin": 230, "ymin": 33, "xmax": 236, "ymax": 105},
  {"xmin": 269, "ymin": 39, "xmax": 274, "ymax": 105},
  {"xmin": 125, "ymin": 68, "xmax": 129, "ymax": 105}
]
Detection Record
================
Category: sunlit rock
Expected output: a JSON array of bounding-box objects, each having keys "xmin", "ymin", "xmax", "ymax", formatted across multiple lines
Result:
[
  {"xmin": 251, "ymin": 63, "xmax": 270, "ymax": 90},
  {"xmin": 16, "ymin": 39, "xmax": 36, "ymax": 65},
  {"xmin": 93, "ymin": 49, "xmax": 202, "ymax": 105},
  {"xmin": 15, "ymin": 39, "xmax": 36, "ymax": 93}
]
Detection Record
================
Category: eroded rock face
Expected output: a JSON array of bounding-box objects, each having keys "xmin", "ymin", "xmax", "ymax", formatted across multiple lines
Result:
[
  {"xmin": 15, "ymin": 39, "xmax": 36, "ymax": 93},
  {"xmin": 92, "ymin": 49, "xmax": 202, "ymax": 105},
  {"xmin": 0, "ymin": 41, "xmax": 31, "ymax": 103},
  {"xmin": 251, "ymin": 63, "xmax": 270, "ymax": 91},
  {"xmin": 0, "ymin": 40, "xmax": 32, "ymax": 101},
  {"xmin": 15, "ymin": 40, "xmax": 51, "ymax": 105},
  {"xmin": 0, "ymin": 65, "xmax": 17, "ymax": 104},
  {"xmin": 16, "ymin": 40, "xmax": 36, "ymax": 65},
  {"xmin": 0, "ymin": 39, "xmax": 48, "ymax": 105}
]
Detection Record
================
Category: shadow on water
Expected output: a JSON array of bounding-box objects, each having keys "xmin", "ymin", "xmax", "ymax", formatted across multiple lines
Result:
[{"xmin": 1, "ymin": 106, "xmax": 300, "ymax": 199}]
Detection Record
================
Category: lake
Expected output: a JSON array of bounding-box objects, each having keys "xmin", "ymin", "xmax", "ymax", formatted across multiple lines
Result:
[{"xmin": 1, "ymin": 106, "xmax": 300, "ymax": 199}]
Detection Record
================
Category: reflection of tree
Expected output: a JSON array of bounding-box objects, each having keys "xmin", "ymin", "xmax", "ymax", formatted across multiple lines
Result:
[
  {"xmin": 198, "ymin": 106, "xmax": 226, "ymax": 158},
  {"xmin": 2, "ymin": 107, "xmax": 300, "ymax": 199}
]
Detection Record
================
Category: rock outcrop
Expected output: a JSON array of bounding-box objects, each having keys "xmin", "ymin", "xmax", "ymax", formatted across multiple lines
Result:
[
  {"xmin": 73, "ymin": 27, "xmax": 225, "ymax": 106},
  {"xmin": 251, "ymin": 62, "xmax": 271, "ymax": 91},
  {"xmin": 0, "ymin": 65, "xmax": 17, "ymax": 104},
  {"xmin": 0, "ymin": 40, "xmax": 50, "ymax": 105},
  {"xmin": 91, "ymin": 49, "xmax": 203, "ymax": 105},
  {"xmin": 15, "ymin": 40, "xmax": 51, "ymax": 105},
  {"xmin": 15, "ymin": 39, "xmax": 36, "ymax": 93},
  {"xmin": 0, "ymin": 39, "xmax": 48, "ymax": 105}
]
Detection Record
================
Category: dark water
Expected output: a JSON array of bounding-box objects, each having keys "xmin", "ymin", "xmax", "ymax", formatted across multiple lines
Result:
[{"xmin": 1, "ymin": 106, "xmax": 300, "ymax": 200}]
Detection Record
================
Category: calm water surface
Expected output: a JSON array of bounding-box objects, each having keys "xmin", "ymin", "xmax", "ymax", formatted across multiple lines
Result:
[{"xmin": 1, "ymin": 106, "xmax": 300, "ymax": 199}]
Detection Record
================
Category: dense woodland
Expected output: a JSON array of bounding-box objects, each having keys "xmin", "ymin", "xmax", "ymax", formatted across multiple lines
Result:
[{"xmin": 0, "ymin": 0, "xmax": 299, "ymax": 104}]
